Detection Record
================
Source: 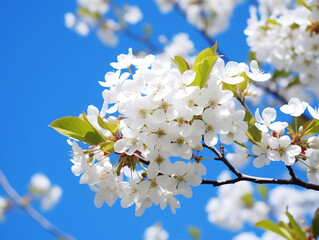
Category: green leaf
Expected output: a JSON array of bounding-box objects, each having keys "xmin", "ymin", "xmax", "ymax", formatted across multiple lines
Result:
[
  {"xmin": 302, "ymin": 119, "xmax": 319, "ymax": 136},
  {"xmin": 286, "ymin": 210, "xmax": 306, "ymax": 238},
  {"xmin": 190, "ymin": 47, "xmax": 219, "ymax": 88},
  {"xmin": 49, "ymin": 117, "xmax": 105, "ymax": 145},
  {"xmin": 297, "ymin": 0, "xmax": 313, "ymax": 10},
  {"xmin": 143, "ymin": 23, "xmax": 152, "ymax": 38},
  {"xmin": 267, "ymin": 18, "xmax": 281, "ymax": 25},
  {"xmin": 238, "ymin": 72, "xmax": 250, "ymax": 92},
  {"xmin": 99, "ymin": 141, "xmax": 115, "ymax": 152},
  {"xmin": 260, "ymin": 26, "xmax": 271, "ymax": 31},
  {"xmin": 242, "ymin": 193, "xmax": 254, "ymax": 208},
  {"xmin": 211, "ymin": 42, "xmax": 218, "ymax": 55},
  {"xmin": 272, "ymin": 70, "xmax": 291, "ymax": 80},
  {"xmin": 291, "ymin": 115, "xmax": 310, "ymax": 132},
  {"xmin": 311, "ymin": 208, "xmax": 319, "ymax": 239},
  {"xmin": 244, "ymin": 110, "xmax": 262, "ymax": 143},
  {"xmin": 97, "ymin": 115, "xmax": 118, "ymax": 135},
  {"xmin": 287, "ymin": 76, "xmax": 300, "ymax": 89},
  {"xmin": 188, "ymin": 226, "xmax": 201, "ymax": 240},
  {"xmin": 82, "ymin": 112, "xmax": 106, "ymax": 141},
  {"xmin": 256, "ymin": 220, "xmax": 292, "ymax": 239},
  {"xmin": 234, "ymin": 141, "xmax": 250, "ymax": 150},
  {"xmin": 277, "ymin": 222, "xmax": 296, "ymax": 240},
  {"xmin": 249, "ymin": 51, "xmax": 257, "ymax": 62},
  {"xmin": 172, "ymin": 56, "xmax": 190, "ymax": 74},
  {"xmin": 222, "ymin": 82, "xmax": 238, "ymax": 94},
  {"xmin": 257, "ymin": 185, "xmax": 268, "ymax": 201},
  {"xmin": 290, "ymin": 23, "xmax": 300, "ymax": 30}
]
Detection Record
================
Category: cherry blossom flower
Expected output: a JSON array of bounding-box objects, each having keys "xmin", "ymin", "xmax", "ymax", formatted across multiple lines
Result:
[
  {"xmin": 255, "ymin": 108, "xmax": 288, "ymax": 132},
  {"xmin": 110, "ymin": 48, "xmax": 133, "ymax": 70},
  {"xmin": 267, "ymin": 135, "xmax": 301, "ymax": 165},
  {"xmin": 246, "ymin": 60, "xmax": 271, "ymax": 82},
  {"xmin": 280, "ymin": 97, "xmax": 308, "ymax": 117}
]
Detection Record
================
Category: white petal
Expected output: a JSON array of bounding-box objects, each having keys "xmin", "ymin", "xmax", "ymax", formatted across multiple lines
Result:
[
  {"xmin": 255, "ymin": 108, "xmax": 263, "ymax": 123},
  {"xmin": 185, "ymin": 174, "xmax": 202, "ymax": 186},
  {"xmin": 262, "ymin": 107, "xmax": 276, "ymax": 123},
  {"xmin": 286, "ymin": 145, "xmax": 301, "ymax": 157},
  {"xmin": 204, "ymin": 131, "xmax": 218, "ymax": 146},
  {"xmin": 114, "ymin": 139, "xmax": 127, "ymax": 153},
  {"xmin": 147, "ymin": 163, "xmax": 158, "ymax": 180},
  {"xmin": 253, "ymin": 155, "xmax": 267, "ymax": 168},
  {"xmin": 178, "ymin": 182, "xmax": 192, "ymax": 198},
  {"xmin": 307, "ymin": 171, "xmax": 319, "ymax": 184}
]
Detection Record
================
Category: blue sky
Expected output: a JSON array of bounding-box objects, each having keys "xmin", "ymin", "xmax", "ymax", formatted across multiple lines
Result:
[{"xmin": 0, "ymin": 0, "xmax": 310, "ymax": 239}]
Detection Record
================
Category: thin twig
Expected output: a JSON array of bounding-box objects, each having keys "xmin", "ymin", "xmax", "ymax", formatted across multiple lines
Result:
[
  {"xmin": 237, "ymin": 97, "xmax": 254, "ymax": 116},
  {"xmin": 121, "ymin": 29, "xmax": 162, "ymax": 53},
  {"xmin": 0, "ymin": 170, "xmax": 75, "ymax": 240},
  {"xmin": 174, "ymin": 4, "xmax": 230, "ymax": 62}
]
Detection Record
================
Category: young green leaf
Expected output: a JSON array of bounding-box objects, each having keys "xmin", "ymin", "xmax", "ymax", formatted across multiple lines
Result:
[
  {"xmin": 172, "ymin": 56, "xmax": 190, "ymax": 74},
  {"xmin": 97, "ymin": 115, "xmax": 118, "ymax": 135},
  {"xmin": 82, "ymin": 112, "xmax": 106, "ymax": 142},
  {"xmin": 244, "ymin": 110, "xmax": 262, "ymax": 143},
  {"xmin": 49, "ymin": 117, "xmax": 105, "ymax": 145},
  {"xmin": 297, "ymin": 0, "xmax": 313, "ymax": 10},
  {"xmin": 99, "ymin": 141, "xmax": 115, "ymax": 152},
  {"xmin": 266, "ymin": 18, "xmax": 281, "ymax": 26},
  {"xmin": 311, "ymin": 208, "xmax": 319, "ymax": 239},
  {"xmin": 286, "ymin": 210, "xmax": 306, "ymax": 238},
  {"xmin": 256, "ymin": 220, "xmax": 292, "ymax": 239},
  {"xmin": 302, "ymin": 119, "xmax": 319, "ymax": 136},
  {"xmin": 241, "ymin": 193, "xmax": 254, "ymax": 208},
  {"xmin": 190, "ymin": 47, "xmax": 219, "ymax": 88},
  {"xmin": 257, "ymin": 185, "xmax": 268, "ymax": 201},
  {"xmin": 188, "ymin": 226, "xmax": 201, "ymax": 240},
  {"xmin": 211, "ymin": 42, "xmax": 218, "ymax": 55}
]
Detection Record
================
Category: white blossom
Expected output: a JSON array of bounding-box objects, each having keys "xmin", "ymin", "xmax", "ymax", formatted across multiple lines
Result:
[
  {"xmin": 144, "ymin": 223, "xmax": 169, "ymax": 240},
  {"xmin": 255, "ymin": 108, "xmax": 288, "ymax": 132},
  {"xmin": 280, "ymin": 97, "xmax": 308, "ymax": 117}
]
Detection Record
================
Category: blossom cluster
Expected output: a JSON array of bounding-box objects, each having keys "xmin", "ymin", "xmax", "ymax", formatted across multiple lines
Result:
[
  {"xmin": 51, "ymin": 48, "xmax": 319, "ymax": 216},
  {"xmin": 206, "ymin": 171, "xmax": 319, "ymax": 231},
  {"xmin": 144, "ymin": 223, "xmax": 169, "ymax": 240},
  {"xmin": 206, "ymin": 172, "xmax": 270, "ymax": 230},
  {"xmin": 245, "ymin": 0, "xmax": 319, "ymax": 97},
  {"xmin": 59, "ymin": 48, "xmax": 271, "ymax": 216},
  {"xmin": 29, "ymin": 173, "xmax": 63, "ymax": 210},
  {"xmin": 154, "ymin": 0, "xmax": 242, "ymax": 35},
  {"xmin": 227, "ymin": 97, "xmax": 319, "ymax": 184},
  {"xmin": 65, "ymin": 0, "xmax": 142, "ymax": 45}
]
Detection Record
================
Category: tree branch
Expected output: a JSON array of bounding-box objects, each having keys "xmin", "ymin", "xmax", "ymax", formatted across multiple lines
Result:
[
  {"xmin": 253, "ymin": 82, "xmax": 288, "ymax": 104},
  {"xmin": 0, "ymin": 169, "xmax": 75, "ymax": 240},
  {"xmin": 203, "ymin": 144, "xmax": 243, "ymax": 178},
  {"xmin": 202, "ymin": 145, "xmax": 319, "ymax": 191}
]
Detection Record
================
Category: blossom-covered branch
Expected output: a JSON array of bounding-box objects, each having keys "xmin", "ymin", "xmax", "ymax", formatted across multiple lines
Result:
[
  {"xmin": 50, "ymin": 46, "xmax": 319, "ymax": 217},
  {"xmin": 201, "ymin": 145, "xmax": 319, "ymax": 191}
]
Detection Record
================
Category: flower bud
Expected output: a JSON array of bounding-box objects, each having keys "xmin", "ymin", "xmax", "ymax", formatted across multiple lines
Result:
[
  {"xmin": 298, "ymin": 126, "xmax": 304, "ymax": 133},
  {"xmin": 195, "ymin": 144, "xmax": 203, "ymax": 152},
  {"xmin": 277, "ymin": 128, "xmax": 285, "ymax": 136},
  {"xmin": 307, "ymin": 136, "xmax": 319, "ymax": 149}
]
